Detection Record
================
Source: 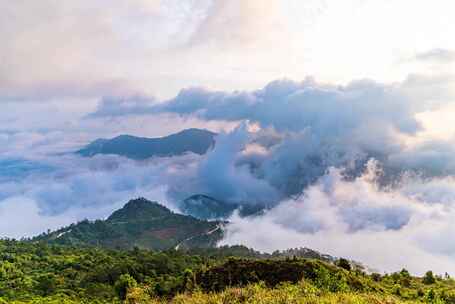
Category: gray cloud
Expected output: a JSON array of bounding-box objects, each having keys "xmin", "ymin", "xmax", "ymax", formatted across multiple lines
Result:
[
  {"xmin": 147, "ymin": 77, "xmax": 449, "ymax": 195},
  {"xmin": 82, "ymin": 76, "xmax": 455, "ymax": 199},
  {"xmin": 86, "ymin": 95, "xmax": 157, "ymax": 118},
  {"xmin": 156, "ymin": 78, "xmax": 421, "ymax": 134}
]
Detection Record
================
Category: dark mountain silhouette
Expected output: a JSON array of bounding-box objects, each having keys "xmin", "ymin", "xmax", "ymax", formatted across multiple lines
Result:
[{"xmin": 77, "ymin": 128, "xmax": 216, "ymax": 159}]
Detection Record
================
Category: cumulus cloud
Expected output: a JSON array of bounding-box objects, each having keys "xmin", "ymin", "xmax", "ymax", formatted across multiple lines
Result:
[
  {"xmin": 156, "ymin": 78, "xmax": 422, "ymax": 134},
  {"xmin": 148, "ymin": 76, "xmax": 455, "ymax": 196},
  {"xmin": 86, "ymin": 95, "xmax": 157, "ymax": 118},
  {"xmin": 79, "ymin": 76, "xmax": 455, "ymax": 202},
  {"xmin": 194, "ymin": 124, "xmax": 280, "ymax": 203},
  {"xmin": 221, "ymin": 160, "xmax": 455, "ymax": 275}
]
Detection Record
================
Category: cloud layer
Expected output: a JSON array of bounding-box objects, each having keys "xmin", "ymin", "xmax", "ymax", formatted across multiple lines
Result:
[{"xmin": 0, "ymin": 154, "xmax": 193, "ymax": 238}]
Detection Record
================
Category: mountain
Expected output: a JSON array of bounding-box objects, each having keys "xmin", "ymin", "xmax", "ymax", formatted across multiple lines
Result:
[
  {"xmin": 77, "ymin": 128, "xmax": 216, "ymax": 159},
  {"xmin": 34, "ymin": 198, "xmax": 223, "ymax": 250},
  {"xmin": 179, "ymin": 194, "xmax": 268, "ymax": 220}
]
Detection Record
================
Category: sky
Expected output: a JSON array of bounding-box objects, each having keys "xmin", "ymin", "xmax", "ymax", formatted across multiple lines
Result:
[
  {"xmin": 1, "ymin": 0, "xmax": 455, "ymax": 275},
  {"xmin": 2, "ymin": 0, "xmax": 455, "ymax": 99}
]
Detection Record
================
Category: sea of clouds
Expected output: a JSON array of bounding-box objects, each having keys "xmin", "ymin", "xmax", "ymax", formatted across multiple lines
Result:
[{"xmin": 1, "ymin": 72, "xmax": 455, "ymax": 275}]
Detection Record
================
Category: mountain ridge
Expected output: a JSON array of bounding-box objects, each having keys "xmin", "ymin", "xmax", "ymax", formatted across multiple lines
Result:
[{"xmin": 77, "ymin": 128, "xmax": 216, "ymax": 159}]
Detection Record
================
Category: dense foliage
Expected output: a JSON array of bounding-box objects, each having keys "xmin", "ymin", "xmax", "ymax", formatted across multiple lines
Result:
[
  {"xmin": 0, "ymin": 239, "xmax": 209, "ymax": 303},
  {"xmin": 2, "ymin": 240, "xmax": 455, "ymax": 303}
]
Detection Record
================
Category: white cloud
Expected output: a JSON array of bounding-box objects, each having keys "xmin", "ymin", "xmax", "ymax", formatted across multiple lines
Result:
[
  {"xmin": 0, "ymin": 153, "xmax": 187, "ymax": 238},
  {"xmin": 416, "ymin": 49, "xmax": 455, "ymax": 63},
  {"xmin": 221, "ymin": 161, "xmax": 455, "ymax": 275}
]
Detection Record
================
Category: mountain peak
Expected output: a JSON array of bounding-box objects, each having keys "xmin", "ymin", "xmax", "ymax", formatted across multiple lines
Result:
[
  {"xmin": 107, "ymin": 197, "xmax": 172, "ymax": 222},
  {"xmin": 35, "ymin": 198, "xmax": 222, "ymax": 250}
]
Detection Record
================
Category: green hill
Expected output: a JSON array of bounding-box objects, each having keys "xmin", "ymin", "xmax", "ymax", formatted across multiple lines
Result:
[{"xmin": 34, "ymin": 198, "xmax": 223, "ymax": 250}]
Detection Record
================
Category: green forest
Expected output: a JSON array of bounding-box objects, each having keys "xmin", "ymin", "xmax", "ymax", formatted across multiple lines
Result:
[{"xmin": 1, "ymin": 240, "xmax": 455, "ymax": 304}]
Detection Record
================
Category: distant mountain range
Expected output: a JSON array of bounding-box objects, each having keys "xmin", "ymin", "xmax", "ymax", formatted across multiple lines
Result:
[
  {"xmin": 77, "ymin": 128, "xmax": 216, "ymax": 159},
  {"xmin": 34, "ymin": 198, "xmax": 223, "ymax": 250}
]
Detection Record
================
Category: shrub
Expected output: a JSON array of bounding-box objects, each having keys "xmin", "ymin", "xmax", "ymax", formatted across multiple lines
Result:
[
  {"xmin": 314, "ymin": 267, "xmax": 348, "ymax": 292},
  {"xmin": 441, "ymin": 290, "xmax": 455, "ymax": 304},
  {"xmin": 336, "ymin": 258, "xmax": 352, "ymax": 271},
  {"xmin": 400, "ymin": 276, "xmax": 411, "ymax": 288},
  {"xmin": 424, "ymin": 271, "xmax": 436, "ymax": 285},
  {"xmin": 371, "ymin": 273, "xmax": 382, "ymax": 282},
  {"xmin": 392, "ymin": 284, "xmax": 401, "ymax": 296},
  {"xmin": 36, "ymin": 274, "xmax": 59, "ymax": 296},
  {"xmin": 114, "ymin": 274, "xmax": 137, "ymax": 300},
  {"xmin": 426, "ymin": 289, "xmax": 436, "ymax": 302}
]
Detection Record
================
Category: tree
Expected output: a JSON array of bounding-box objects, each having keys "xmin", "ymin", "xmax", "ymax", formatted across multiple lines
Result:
[
  {"xmin": 400, "ymin": 276, "xmax": 411, "ymax": 288},
  {"xmin": 114, "ymin": 274, "xmax": 137, "ymax": 300},
  {"xmin": 183, "ymin": 268, "xmax": 195, "ymax": 290},
  {"xmin": 336, "ymin": 258, "xmax": 351, "ymax": 271},
  {"xmin": 37, "ymin": 274, "xmax": 58, "ymax": 295},
  {"xmin": 423, "ymin": 271, "xmax": 436, "ymax": 285},
  {"xmin": 398, "ymin": 268, "xmax": 411, "ymax": 287},
  {"xmin": 400, "ymin": 268, "xmax": 410, "ymax": 278},
  {"xmin": 371, "ymin": 273, "xmax": 382, "ymax": 282}
]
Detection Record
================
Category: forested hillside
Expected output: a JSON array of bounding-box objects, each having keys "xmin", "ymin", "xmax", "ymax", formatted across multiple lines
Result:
[
  {"xmin": 33, "ymin": 198, "xmax": 223, "ymax": 250},
  {"xmin": 0, "ymin": 240, "xmax": 454, "ymax": 303}
]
